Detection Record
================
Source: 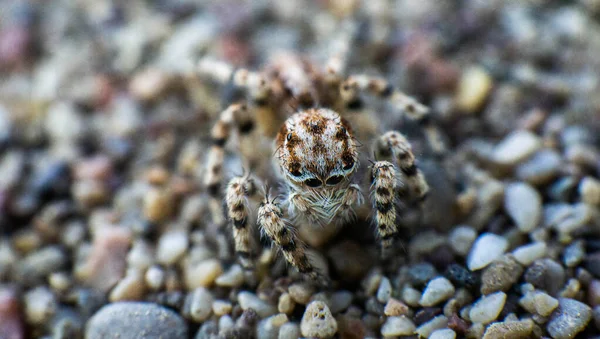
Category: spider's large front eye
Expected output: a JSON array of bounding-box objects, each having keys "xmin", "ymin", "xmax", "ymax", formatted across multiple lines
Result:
[
  {"xmin": 304, "ymin": 178, "xmax": 322, "ymax": 187},
  {"xmin": 343, "ymin": 159, "xmax": 355, "ymax": 171},
  {"xmin": 326, "ymin": 175, "xmax": 344, "ymax": 186}
]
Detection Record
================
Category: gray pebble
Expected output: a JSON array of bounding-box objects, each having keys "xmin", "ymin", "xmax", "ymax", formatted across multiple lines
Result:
[
  {"xmin": 547, "ymin": 298, "xmax": 592, "ymax": 339},
  {"xmin": 85, "ymin": 302, "xmax": 188, "ymax": 339},
  {"xmin": 481, "ymin": 254, "xmax": 523, "ymax": 295},
  {"xmin": 491, "ymin": 130, "xmax": 542, "ymax": 166},
  {"xmin": 238, "ymin": 291, "xmax": 277, "ymax": 318},
  {"xmin": 407, "ymin": 263, "xmax": 438, "ymax": 287},
  {"xmin": 524, "ymin": 259, "xmax": 566, "ymax": 296},
  {"xmin": 515, "ymin": 149, "xmax": 562, "ymax": 185},
  {"xmin": 504, "ymin": 182, "xmax": 542, "ymax": 233},
  {"xmin": 376, "ymin": 277, "xmax": 392, "ymax": 303},
  {"xmin": 448, "ymin": 226, "xmax": 477, "ymax": 257},
  {"xmin": 563, "ymin": 240, "xmax": 585, "ymax": 268}
]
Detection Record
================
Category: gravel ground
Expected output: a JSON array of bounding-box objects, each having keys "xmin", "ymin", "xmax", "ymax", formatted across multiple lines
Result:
[{"xmin": 1, "ymin": 0, "xmax": 600, "ymax": 338}]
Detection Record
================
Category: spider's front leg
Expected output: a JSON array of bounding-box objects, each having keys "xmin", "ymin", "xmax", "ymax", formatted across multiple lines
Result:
[
  {"xmin": 225, "ymin": 175, "xmax": 260, "ymax": 269},
  {"xmin": 257, "ymin": 193, "xmax": 330, "ymax": 287},
  {"xmin": 370, "ymin": 161, "xmax": 400, "ymax": 258}
]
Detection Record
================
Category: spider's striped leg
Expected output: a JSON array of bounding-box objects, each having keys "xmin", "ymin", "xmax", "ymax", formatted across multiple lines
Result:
[
  {"xmin": 225, "ymin": 175, "xmax": 260, "ymax": 269},
  {"xmin": 370, "ymin": 161, "xmax": 400, "ymax": 258},
  {"xmin": 258, "ymin": 193, "xmax": 331, "ymax": 287}
]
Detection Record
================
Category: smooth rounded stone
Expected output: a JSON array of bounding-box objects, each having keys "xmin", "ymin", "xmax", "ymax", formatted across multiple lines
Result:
[
  {"xmin": 184, "ymin": 258, "xmax": 223, "ymax": 289},
  {"xmin": 512, "ymin": 242, "xmax": 547, "ymax": 266},
  {"xmin": 519, "ymin": 290, "xmax": 559, "ymax": 317},
  {"xmin": 482, "ymin": 319, "xmax": 534, "ymax": 339},
  {"xmin": 278, "ymin": 322, "xmax": 301, "ymax": 339},
  {"xmin": 515, "ymin": 149, "xmax": 562, "ymax": 185},
  {"xmin": 586, "ymin": 252, "xmax": 600, "ymax": 278},
  {"xmin": 469, "ymin": 291, "xmax": 507, "ymax": 324},
  {"xmin": 491, "ymin": 130, "xmax": 542, "ymax": 166},
  {"xmin": 45, "ymin": 102, "xmax": 84, "ymax": 142},
  {"xmin": 408, "ymin": 263, "xmax": 438, "ymax": 287},
  {"xmin": 455, "ymin": 66, "xmax": 493, "ymax": 113},
  {"xmin": 85, "ymin": 302, "xmax": 187, "ymax": 339},
  {"xmin": 24, "ymin": 287, "xmax": 57, "ymax": 325},
  {"xmin": 156, "ymin": 229, "xmax": 188, "ymax": 266},
  {"xmin": 553, "ymin": 203, "xmax": 594, "ymax": 235},
  {"xmin": 480, "ymin": 254, "xmax": 523, "ymax": 295},
  {"xmin": 300, "ymin": 301, "xmax": 337, "ymax": 338},
  {"xmin": 504, "ymin": 182, "xmax": 542, "ymax": 233},
  {"xmin": 547, "ymin": 298, "xmax": 592, "ymax": 339},
  {"xmin": 219, "ymin": 315, "xmax": 235, "ymax": 334},
  {"xmin": 524, "ymin": 259, "xmax": 566, "ymax": 296},
  {"xmin": 288, "ymin": 283, "xmax": 314, "ymax": 305},
  {"xmin": 563, "ymin": 240, "xmax": 585, "ymax": 268},
  {"xmin": 467, "ymin": 233, "xmax": 509, "ymax": 271},
  {"xmin": 380, "ymin": 316, "xmax": 416, "ymax": 338},
  {"xmin": 445, "ymin": 264, "xmax": 478, "ymax": 290},
  {"xmin": 329, "ymin": 291, "xmax": 353, "ymax": 314},
  {"xmin": 143, "ymin": 188, "xmax": 173, "ymax": 223},
  {"xmin": 589, "ymin": 280, "xmax": 600, "ymax": 307},
  {"xmin": 109, "ymin": 269, "xmax": 146, "ymax": 302},
  {"xmin": 16, "ymin": 245, "xmax": 67, "ymax": 284},
  {"xmin": 212, "ymin": 300, "xmax": 232, "ymax": 316},
  {"xmin": 238, "ymin": 291, "xmax": 277, "ymax": 318},
  {"xmin": 278, "ymin": 293, "xmax": 296, "ymax": 314},
  {"xmin": 580, "ymin": 176, "xmax": 600, "ymax": 206},
  {"xmin": 384, "ymin": 298, "xmax": 410, "ymax": 317},
  {"xmin": 185, "ymin": 287, "xmax": 213, "ymax": 322},
  {"xmin": 215, "ymin": 264, "xmax": 244, "ymax": 287},
  {"xmin": 257, "ymin": 313, "xmax": 289, "ymax": 339},
  {"xmin": 401, "ymin": 285, "xmax": 422, "ymax": 307},
  {"xmin": 377, "ymin": 277, "xmax": 392, "ymax": 303},
  {"xmin": 126, "ymin": 240, "xmax": 155, "ymax": 270},
  {"xmin": 448, "ymin": 226, "xmax": 477, "ymax": 256},
  {"xmin": 430, "ymin": 328, "xmax": 457, "ymax": 339},
  {"xmin": 415, "ymin": 315, "xmax": 448, "ymax": 338},
  {"xmin": 420, "ymin": 277, "xmax": 455, "ymax": 307},
  {"xmin": 145, "ymin": 265, "xmax": 165, "ymax": 291},
  {"xmin": 594, "ymin": 306, "xmax": 600, "ymax": 331}
]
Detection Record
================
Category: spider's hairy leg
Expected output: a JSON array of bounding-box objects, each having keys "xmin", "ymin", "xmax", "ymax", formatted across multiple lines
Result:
[
  {"xmin": 375, "ymin": 131, "xmax": 430, "ymax": 205},
  {"xmin": 257, "ymin": 193, "xmax": 330, "ymax": 287},
  {"xmin": 346, "ymin": 74, "xmax": 446, "ymax": 153},
  {"xmin": 226, "ymin": 175, "xmax": 260, "ymax": 269},
  {"xmin": 370, "ymin": 161, "xmax": 399, "ymax": 258}
]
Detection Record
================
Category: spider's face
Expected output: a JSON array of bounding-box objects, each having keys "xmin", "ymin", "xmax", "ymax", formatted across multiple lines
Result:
[{"xmin": 275, "ymin": 108, "xmax": 358, "ymax": 189}]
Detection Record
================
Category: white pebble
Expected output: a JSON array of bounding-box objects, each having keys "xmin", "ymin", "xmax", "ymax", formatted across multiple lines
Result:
[
  {"xmin": 278, "ymin": 322, "xmax": 301, "ymax": 339},
  {"xmin": 215, "ymin": 264, "xmax": 244, "ymax": 287},
  {"xmin": 184, "ymin": 259, "xmax": 223, "ymax": 289},
  {"xmin": 415, "ymin": 315, "xmax": 448, "ymax": 338},
  {"xmin": 24, "ymin": 287, "xmax": 57, "ymax": 325},
  {"xmin": 448, "ymin": 226, "xmax": 477, "ymax": 256},
  {"xmin": 505, "ymin": 182, "xmax": 542, "ymax": 232},
  {"xmin": 380, "ymin": 316, "xmax": 416, "ymax": 338},
  {"xmin": 430, "ymin": 328, "xmax": 457, "ymax": 339},
  {"xmin": 468, "ymin": 233, "xmax": 508, "ymax": 270},
  {"xmin": 420, "ymin": 277, "xmax": 455, "ymax": 307},
  {"xmin": 238, "ymin": 291, "xmax": 277, "ymax": 318},
  {"xmin": 212, "ymin": 300, "xmax": 232, "ymax": 316},
  {"xmin": 492, "ymin": 130, "xmax": 542, "ymax": 166},
  {"xmin": 469, "ymin": 291, "xmax": 507, "ymax": 324},
  {"xmin": 512, "ymin": 242, "xmax": 547, "ymax": 266},
  {"xmin": 377, "ymin": 277, "xmax": 392, "ymax": 303},
  {"xmin": 579, "ymin": 176, "xmax": 600, "ymax": 206},
  {"xmin": 300, "ymin": 301, "xmax": 337, "ymax": 338},
  {"xmin": 156, "ymin": 230, "xmax": 188, "ymax": 265},
  {"xmin": 401, "ymin": 285, "xmax": 421, "ymax": 307},
  {"xmin": 188, "ymin": 287, "xmax": 213, "ymax": 322},
  {"xmin": 455, "ymin": 66, "xmax": 493, "ymax": 113},
  {"xmin": 145, "ymin": 265, "xmax": 165, "ymax": 291}
]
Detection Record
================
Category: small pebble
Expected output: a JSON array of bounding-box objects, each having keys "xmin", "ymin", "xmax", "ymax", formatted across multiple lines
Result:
[
  {"xmin": 278, "ymin": 293, "xmax": 296, "ymax": 315},
  {"xmin": 445, "ymin": 264, "xmax": 478, "ymax": 290},
  {"xmin": 448, "ymin": 226, "xmax": 477, "ymax": 256},
  {"xmin": 415, "ymin": 315, "xmax": 448, "ymax": 338},
  {"xmin": 588, "ymin": 280, "xmax": 600, "ymax": 307},
  {"xmin": 504, "ymin": 182, "xmax": 542, "ymax": 232},
  {"xmin": 376, "ymin": 277, "xmax": 392, "ymax": 303},
  {"xmin": 482, "ymin": 319, "xmax": 534, "ymax": 339},
  {"xmin": 519, "ymin": 290, "xmax": 559, "ymax": 317},
  {"xmin": 580, "ymin": 176, "xmax": 600, "ymax": 206},
  {"xmin": 480, "ymin": 254, "xmax": 523, "ymax": 295},
  {"xmin": 156, "ymin": 229, "xmax": 188, "ymax": 266},
  {"xmin": 258, "ymin": 313, "xmax": 289, "ymax": 339},
  {"xmin": 145, "ymin": 265, "xmax": 165, "ymax": 291},
  {"xmin": 524, "ymin": 259, "xmax": 566, "ymax": 296},
  {"xmin": 408, "ymin": 263, "xmax": 438, "ymax": 287},
  {"xmin": 288, "ymin": 283, "xmax": 314, "ymax": 305},
  {"xmin": 238, "ymin": 291, "xmax": 277, "ymax": 318},
  {"xmin": 401, "ymin": 285, "xmax": 421, "ymax": 307},
  {"xmin": 469, "ymin": 291, "xmax": 507, "ymax": 324},
  {"xmin": 563, "ymin": 240, "xmax": 585, "ymax": 268},
  {"xmin": 547, "ymin": 298, "xmax": 592, "ymax": 339},
  {"xmin": 184, "ymin": 258, "xmax": 223, "ymax": 289},
  {"xmin": 16, "ymin": 245, "xmax": 67, "ymax": 284},
  {"xmin": 278, "ymin": 322, "xmax": 301, "ymax": 339},
  {"xmin": 215, "ymin": 264, "xmax": 244, "ymax": 287},
  {"xmin": 492, "ymin": 130, "xmax": 542, "ymax": 166},
  {"xmin": 329, "ymin": 291, "xmax": 353, "ymax": 314},
  {"xmin": 455, "ymin": 66, "xmax": 493, "ymax": 113},
  {"xmin": 420, "ymin": 277, "xmax": 455, "ymax": 307},
  {"xmin": 109, "ymin": 269, "xmax": 146, "ymax": 301},
  {"xmin": 24, "ymin": 286, "xmax": 57, "ymax": 325},
  {"xmin": 85, "ymin": 302, "xmax": 187, "ymax": 339},
  {"xmin": 467, "ymin": 233, "xmax": 508, "ymax": 271},
  {"xmin": 430, "ymin": 328, "xmax": 457, "ymax": 339},
  {"xmin": 585, "ymin": 252, "xmax": 600, "ymax": 278},
  {"xmin": 212, "ymin": 300, "xmax": 232, "ymax": 316},
  {"xmin": 300, "ymin": 301, "xmax": 337, "ymax": 338},
  {"xmin": 187, "ymin": 287, "xmax": 213, "ymax": 322},
  {"xmin": 512, "ymin": 242, "xmax": 547, "ymax": 266},
  {"xmin": 384, "ymin": 298, "xmax": 410, "ymax": 317},
  {"xmin": 380, "ymin": 316, "xmax": 416, "ymax": 338},
  {"xmin": 515, "ymin": 149, "xmax": 562, "ymax": 185}
]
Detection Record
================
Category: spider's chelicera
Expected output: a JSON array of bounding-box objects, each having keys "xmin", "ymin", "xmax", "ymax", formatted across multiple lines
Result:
[{"xmin": 199, "ymin": 52, "xmax": 433, "ymax": 286}]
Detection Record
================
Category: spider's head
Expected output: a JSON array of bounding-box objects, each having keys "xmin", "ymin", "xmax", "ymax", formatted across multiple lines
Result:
[{"xmin": 275, "ymin": 108, "xmax": 358, "ymax": 189}]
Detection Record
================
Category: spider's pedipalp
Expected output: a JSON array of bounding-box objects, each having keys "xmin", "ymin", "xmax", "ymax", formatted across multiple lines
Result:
[
  {"xmin": 370, "ymin": 160, "xmax": 399, "ymax": 258},
  {"xmin": 375, "ymin": 131, "xmax": 430, "ymax": 204},
  {"xmin": 226, "ymin": 175, "xmax": 259, "ymax": 269},
  {"xmin": 257, "ymin": 193, "xmax": 330, "ymax": 286}
]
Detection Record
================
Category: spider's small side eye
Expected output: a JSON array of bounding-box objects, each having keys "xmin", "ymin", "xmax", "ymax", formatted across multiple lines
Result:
[
  {"xmin": 325, "ymin": 175, "xmax": 344, "ymax": 185},
  {"xmin": 290, "ymin": 169, "xmax": 302, "ymax": 177},
  {"xmin": 286, "ymin": 133, "xmax": 293, "ymax": 141},
  {"xmin": 304, "ymin": 178, "xmax": 322, "ymax": 187},
  {"xmin": 343, "ymin": 159, "xmax": 355, "ymax": 171}
]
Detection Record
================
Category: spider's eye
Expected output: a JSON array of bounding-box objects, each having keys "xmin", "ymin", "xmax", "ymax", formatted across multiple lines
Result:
[
  {"xmin": 343, "ymin": 159, "xmax": 355, "ymax": 171},
  {"xmin": 290, "ymin": 169, "xmax": 302, "ymax": 177},
  {"xmin": 325, "ymin": 175, "xmax": 344, "ymax": 185},
  {"xmin": 304, "ymin": 178, "xmax": 322, "ymax": 187}
]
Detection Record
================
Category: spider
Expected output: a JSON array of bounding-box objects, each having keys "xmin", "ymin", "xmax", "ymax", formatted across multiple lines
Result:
[{"xmin": 198, "ymin": 52, "xmax": 432, "ymax": 286}]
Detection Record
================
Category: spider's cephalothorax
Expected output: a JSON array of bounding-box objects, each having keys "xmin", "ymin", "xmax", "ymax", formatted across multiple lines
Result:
[
  {"xmin": 199, "ymin": 53, "xmax": 432, "ymax": 286},
  {"xmin": 275, "ymin": 108, "xmax": 362, "ymax": 226}
]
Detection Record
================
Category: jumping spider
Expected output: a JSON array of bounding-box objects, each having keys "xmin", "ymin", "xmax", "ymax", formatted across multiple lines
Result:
[{"xmin": 198, "ymin": 52, "xmax": 433, "ymax": 286}]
